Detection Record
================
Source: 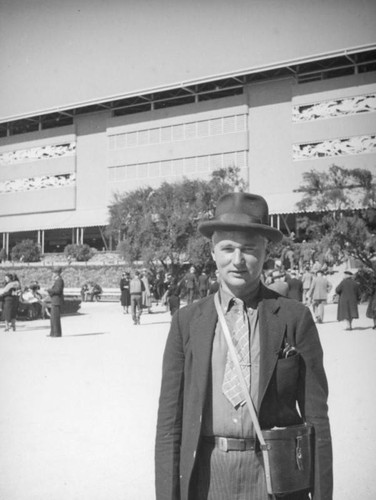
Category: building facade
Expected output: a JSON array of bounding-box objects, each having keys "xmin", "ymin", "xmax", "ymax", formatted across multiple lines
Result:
[{"xmin": 1, "ymin": 49, "xmax": 375, "ymax": 254}]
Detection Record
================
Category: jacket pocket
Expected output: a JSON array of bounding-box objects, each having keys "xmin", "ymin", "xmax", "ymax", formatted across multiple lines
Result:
[{"xmin": 275, "ymin": 353, "xmax": 301, "ymax": 399}]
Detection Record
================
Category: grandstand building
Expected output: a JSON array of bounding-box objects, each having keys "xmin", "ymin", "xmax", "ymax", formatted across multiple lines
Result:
[{"xmin": 1, "ymin": 7, "xmax": 376, "ymax": 256}]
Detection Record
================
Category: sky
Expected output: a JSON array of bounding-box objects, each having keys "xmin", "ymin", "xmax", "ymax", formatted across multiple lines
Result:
[{"xmin": 0, "ymin": 0, "xmax": 375, "ymax": 121}]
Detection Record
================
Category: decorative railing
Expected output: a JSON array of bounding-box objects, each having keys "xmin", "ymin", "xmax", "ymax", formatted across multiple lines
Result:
[
  {"xmin": 293, "ymin": 134, "xmax": 376, "ymax": 160},
  {"xmin": 0, "ymin": 173, "xmax": 76, "ymax": 194},
  {"xmin": 292, "ymin": 93, "xmax": 376, "ymax": 122},
  {"xmin": 0, "ymin": 142, "xmax": 76, "ymax": 166}
]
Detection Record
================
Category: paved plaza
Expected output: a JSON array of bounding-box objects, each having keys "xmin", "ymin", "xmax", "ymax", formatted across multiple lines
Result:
[{"xmin": 1, "ymin": 300, "xmax": 376, "ymax": 500}]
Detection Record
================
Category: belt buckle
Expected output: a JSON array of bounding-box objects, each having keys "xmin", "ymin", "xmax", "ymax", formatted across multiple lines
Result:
[{"xmin": 217, "ymin": 437, "xmax": 228, "ymax": 452}]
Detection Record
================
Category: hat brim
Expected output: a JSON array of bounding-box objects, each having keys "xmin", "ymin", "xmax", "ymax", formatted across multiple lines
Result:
[{"xmin": 198, "ymin": 220, "xmax": 283, "ymax": 243}]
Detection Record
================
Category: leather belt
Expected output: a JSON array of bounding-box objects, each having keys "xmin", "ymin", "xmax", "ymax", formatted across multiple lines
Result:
[{"xmin": 203, "ymin": 436, "xmax": 256, "ymax": 452}]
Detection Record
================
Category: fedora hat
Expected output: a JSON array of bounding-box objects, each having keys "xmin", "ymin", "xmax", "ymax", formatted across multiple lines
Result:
[{"xmin": 198, "ymin": 192, "xmax": 283, "ymax": 243}]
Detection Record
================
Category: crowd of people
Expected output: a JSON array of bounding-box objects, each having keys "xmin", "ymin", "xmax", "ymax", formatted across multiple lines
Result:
[
  {"xmin": 115, "ymin": 259, "xmax": 376, "ymax": 332},
  {"xmin": 263, "ymin": 263, "xmax": 371, "ymax": 331},
  {"xmin": 2, "ymin": 260, "xmax": 376, "ymax": 335},
  {"xmin": 0, "ymin": 268, "xmax": 64, "ymax": 336}
]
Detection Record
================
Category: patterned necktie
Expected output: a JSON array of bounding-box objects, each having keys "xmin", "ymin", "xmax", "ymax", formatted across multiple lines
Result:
[{"xmin": 222, "ymin": 297, "xmax": 250, "ymax": 407}]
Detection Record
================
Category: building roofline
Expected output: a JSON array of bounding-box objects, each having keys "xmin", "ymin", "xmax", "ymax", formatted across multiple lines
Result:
[{"xmin": 1, "ymin": 43, "xmax": 375, "ymax": 124}]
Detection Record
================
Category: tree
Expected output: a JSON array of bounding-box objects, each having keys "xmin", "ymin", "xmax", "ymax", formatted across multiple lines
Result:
[
  {"xmin": 11, "ymin": 239, "xmax": 41, "ymax": 262},
  {"xmin": 64, "ymin": 244, "xmax": 94, "ymax": 262},
  {"xmin": 295, "ymin": 164, "xmax": 376, "ymax": 271},
  {"xmin": 107, "ymin": 166, "xmax": 246, "ymax": 270},
  {"xmin": 296, "ymin": 164, "xmax": 376, "ymax": 212}
]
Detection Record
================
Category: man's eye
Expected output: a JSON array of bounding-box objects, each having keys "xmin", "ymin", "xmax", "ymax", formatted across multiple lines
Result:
[{"xmin": 243, "ymin": 246, "xmax": 256, "ymax": 253}]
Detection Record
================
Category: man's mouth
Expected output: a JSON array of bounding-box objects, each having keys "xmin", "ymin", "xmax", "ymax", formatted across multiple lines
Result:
[{"xmin": 231, "ymin": 269, "xmax": 247, "ymax": 276}]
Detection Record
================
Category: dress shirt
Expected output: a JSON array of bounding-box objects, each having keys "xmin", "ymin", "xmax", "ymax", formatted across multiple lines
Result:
[{"xmin": 201, "ymin": 286, "xmax": 261, "ymax": 438}]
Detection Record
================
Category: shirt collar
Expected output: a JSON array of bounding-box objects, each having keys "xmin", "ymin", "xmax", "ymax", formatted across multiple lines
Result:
[{"xmin": 219, "ymin": 283, "xmax": 262, "ymax": 312}]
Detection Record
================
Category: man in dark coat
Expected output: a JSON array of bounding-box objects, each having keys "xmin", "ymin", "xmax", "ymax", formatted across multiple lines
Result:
[
  {"xmin": 287, "ymin": 270, "xmax": 304, "ymax": 302},
  {"xmin": 155, "ymin": 192, "xmax": 332, "ymax": 500},
  {"xmin": 184, "ymin": 266, "xmax": 198, "ymax": 304},
  {"xmin": 198, "ymin": 270, "xmax": 209, "ymax": 298},
  {"xmin": 47, "ymin": 267, "xmax": 64, "ymax": 337},
  {"xmin": 335, "ymin": 271, "xmax": 361, "ymax": 330}
]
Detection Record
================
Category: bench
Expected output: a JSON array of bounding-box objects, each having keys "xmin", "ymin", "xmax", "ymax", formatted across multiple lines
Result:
[{"xmin": 64, "ymin": 287, "xmax": 121, "ymax": 302}]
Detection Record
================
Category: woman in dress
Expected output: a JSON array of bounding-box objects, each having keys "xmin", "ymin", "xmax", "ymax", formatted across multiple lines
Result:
[
  {"xmin": 119, "ymin": 272, "xmax": 131, "ymax": 314},
  {"xmin": 0, "ymin": 273, "xmax": 21, "ymax": 331},
  {"xmin": 335, "ymin": 271, "xmax": 361, "ymax": 330}
]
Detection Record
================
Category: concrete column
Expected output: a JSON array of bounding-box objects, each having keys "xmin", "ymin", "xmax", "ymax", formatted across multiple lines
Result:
[{"xmin": 5, "ymin": 233, "xmax": 9, "ymax": 255}]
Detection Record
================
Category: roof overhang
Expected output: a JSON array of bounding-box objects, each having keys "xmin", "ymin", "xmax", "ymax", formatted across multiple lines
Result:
[{"xmin": 1, "ymin": 43, "xmax": 375, "ymax": 126}]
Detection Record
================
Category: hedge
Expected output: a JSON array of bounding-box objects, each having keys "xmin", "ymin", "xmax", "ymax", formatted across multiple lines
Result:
[{"xmin": 0, "ymin": 264, "xmax": 132, "ymax": 289}]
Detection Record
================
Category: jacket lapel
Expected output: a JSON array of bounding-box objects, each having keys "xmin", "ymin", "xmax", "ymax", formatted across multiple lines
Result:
[
  {"xmin": 188, "ymin": 291, "xmax": 287, "ymax": 413},
  {"xmin": 190, "ymin": 296, "xmax": 218, "ymax": 405},
  {"xmin": 258, "ymin": 290, "xmax": 286, "ymax": 410}
]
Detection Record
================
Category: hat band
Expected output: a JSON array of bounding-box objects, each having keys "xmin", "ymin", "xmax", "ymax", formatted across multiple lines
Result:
[{"xmin": 218, "ymin": 213, "xmax": 264, "ymax": 225}]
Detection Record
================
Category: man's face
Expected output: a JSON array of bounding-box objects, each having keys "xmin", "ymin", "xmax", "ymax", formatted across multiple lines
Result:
[{"xmin": 211, "ymin": 230, "xmax": 267, "ymax": 297}]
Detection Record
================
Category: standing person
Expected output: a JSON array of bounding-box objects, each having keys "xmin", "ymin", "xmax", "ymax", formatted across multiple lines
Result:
[
  {"xmin": 130, "ymin": 271, "xmax": 144, "ymax": 325},
  {"xmin": 119, "ymin": 272, "xmax": 131, "ymax": 314},
  {"xmin": 287, "ymin": 269, "xmax": 304, "ymax": 302},
  {"xmin": 47, "ymin": 267, "xmax": 64, "ymax": 337},
  {"xmin": 166, "ymin": 278, "xmax": 181, "ymax": 316},
  {"xmin": 308, "ymin": 270, "xmax": 332, "ymax": 324},
  {"xmin": 155, "ymin": 192, "xmax": 332, "ymax": 500},
  {"xmin": 198, "ymin": 270, "xmax": 209, "ymax": 298},
  {"xmin": 301, "ymin": 266, "xmax": 313, "ymax": 304},
  {"xmin": 366, "ymin": 274, "xmax": 376, "ymax": 329},
  {"xmin": 141, "ymin": 269, "xmax": 153, "ymax": 313},
  {"xmin": 154, "ymin": 272, "xmax": 165, "ymax": 305},
  {"xmin": 0, "ymin": 273, "xmax": 21, "ymax": 331},
  {"xmin": 335, "ymin": 271, "xmax": 361, "ymax": 330},
  {"xmin": 184, "ymin": 265, "xmax": 198, "ymax": 304}
]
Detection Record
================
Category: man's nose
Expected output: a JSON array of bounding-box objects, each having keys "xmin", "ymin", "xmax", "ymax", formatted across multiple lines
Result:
[{"xmin": 233, "ymin": 248, "xmax": 245, "ymax": 265}]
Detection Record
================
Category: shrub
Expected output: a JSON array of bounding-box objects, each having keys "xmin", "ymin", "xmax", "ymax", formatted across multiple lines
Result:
[
  {"xmin": 64, "ymin": 244, "xmax": 94, "ymax": 262},
  {"xmin": 11, "ymin": 239, "xmax": 41, "ymax": 262}
]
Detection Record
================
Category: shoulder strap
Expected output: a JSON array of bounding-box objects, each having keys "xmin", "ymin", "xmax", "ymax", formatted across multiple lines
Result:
[{"xmin": 214, "ymin": 292, "xmax": 273, "ymax": 495}]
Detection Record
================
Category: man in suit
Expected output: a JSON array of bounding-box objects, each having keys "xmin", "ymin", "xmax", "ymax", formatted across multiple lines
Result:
[
  {"xmin": 287, "ymin": 269, "xmax": 304, "ymax": 302},
  {"xmin": 47, "ymin": 267, "xmax": 64, "ymax": 337},
  {"xmin": 308, "ymin": 270, "xmax": 332, "ymax": 324},
  {"xmin": 155, "ymin": 192, "xmax": 332, "ymax": 500}
]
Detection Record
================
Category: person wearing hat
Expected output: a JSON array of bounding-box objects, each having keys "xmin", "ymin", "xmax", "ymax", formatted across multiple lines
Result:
[
  {"xmin": 335, "ymin": 271, "xmax": 361, "ymax": 331},
  {"xmin": 47, "ymin": 267, "xmax": 64, "ymax": 337},
  {"xmin": 155, "ymin": 192, "xmax": 332, "ymax": 500}
]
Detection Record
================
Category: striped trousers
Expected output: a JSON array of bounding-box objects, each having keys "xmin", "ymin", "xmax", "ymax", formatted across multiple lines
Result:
[{"xmin": 190, "ymin": 440, "xmax": 310, "ymax": 500}]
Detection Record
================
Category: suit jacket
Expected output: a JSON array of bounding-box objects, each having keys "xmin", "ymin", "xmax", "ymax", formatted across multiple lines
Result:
[
  {"xmin": 155, "ymin": 285, "xmax": 332, "ymax": 500},
  {"xmin": 47, "ymin": 276, "xmax": 64, "ymax": 306},
  {"xmin": 309, "ymin": 276, "xmax": 332, "ymax": 301}
]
